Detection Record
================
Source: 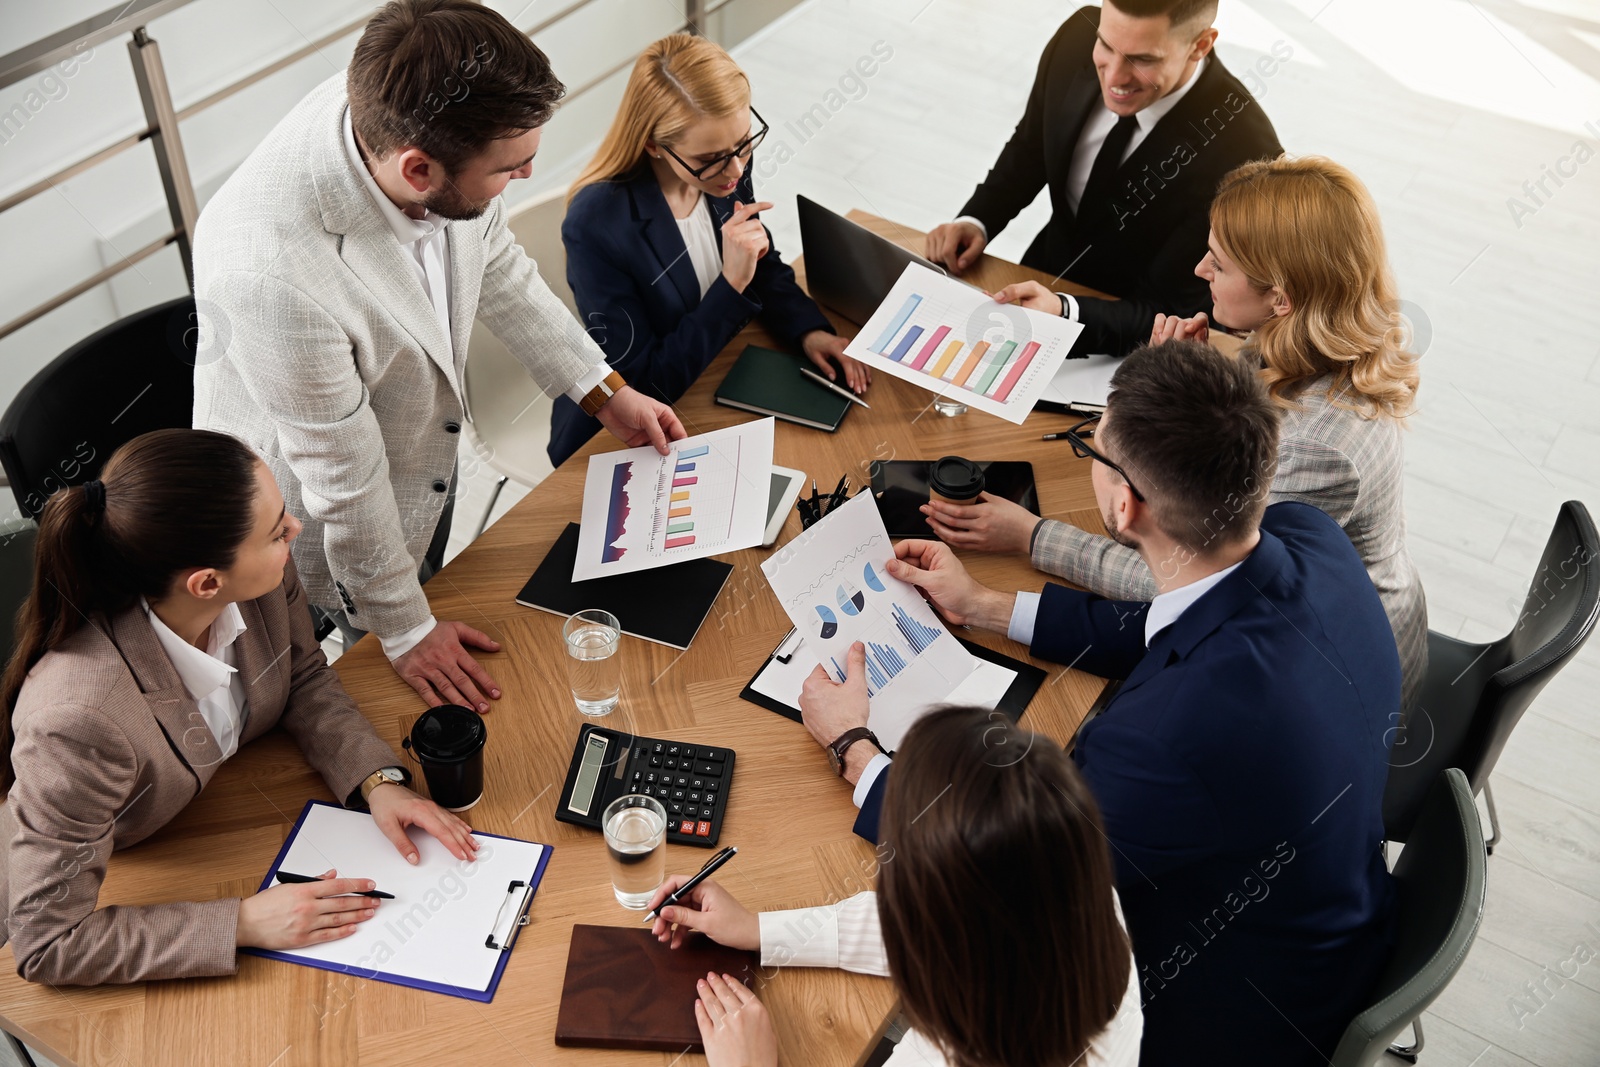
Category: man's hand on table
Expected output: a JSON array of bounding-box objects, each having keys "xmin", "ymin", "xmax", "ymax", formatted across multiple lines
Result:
[
  {"xmin": 393, "ymin": 620, "xmax": 502, "ymax": 712},
  {"xmin": 889, "ymin": 539, "xmax": 1016, "ymax": 632},
  {"xmin": 800, "ymin": 329, "xmax": 871, "ymax": 394},
  {"xmin": 799, "ymin": 642, "xmax": 876, "ymax": 786},
  {"xmin": 925, "ymin": 220, "xmax": 987, "ymax": 274},
  {"xmin": 596, "ymin": 384, "xmax": 686, "ymax": 454},
  {"xmin": 991, "ymin": 280, "xmax": 1061, "ymax": 314}
]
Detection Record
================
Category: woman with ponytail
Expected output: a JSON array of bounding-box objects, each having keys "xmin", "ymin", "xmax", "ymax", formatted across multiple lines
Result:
[
  {"xmin": 549, "ymin": 32, "xmax": 869, "ymax": 466},
  {"xmin": 0, "ymin": 429, "xmax": 477, "ymax": 986}
]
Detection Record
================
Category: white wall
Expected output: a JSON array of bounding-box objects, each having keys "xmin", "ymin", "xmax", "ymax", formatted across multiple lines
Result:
[{"xmin": 0, "ymin": 0, "xmax": 801, "ymax": 422}]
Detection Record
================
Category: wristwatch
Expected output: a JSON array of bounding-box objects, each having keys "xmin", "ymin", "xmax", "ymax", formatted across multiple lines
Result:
[
  {"xmin": 351, "ymin": 766, "xmax": 408, "ymax": 808},
  {"xmin": 826, "ymin": 727, "xmax": 883, "ymax": 778},
  {"xmin": 577, "ymin": 369, "xmax": 627, "ymax": 417}
]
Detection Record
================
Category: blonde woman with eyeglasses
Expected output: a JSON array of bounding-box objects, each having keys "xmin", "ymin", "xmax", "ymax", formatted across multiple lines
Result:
[
  {"xmin": 933, "ymin": 156, "xmax": 1427, "ymax": 707},
  {"xmin": 551, "ymin": 33, "xmax": 868, "ymax": 465}
]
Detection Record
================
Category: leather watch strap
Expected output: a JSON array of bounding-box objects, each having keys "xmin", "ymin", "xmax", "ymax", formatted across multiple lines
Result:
[
  {"xmin": 828, "ymin": 727, "xmax": 882, "ymax": 777},
  {"xmin": 578, "ymin": 369, "xmax": 627, "ymax": 417}
]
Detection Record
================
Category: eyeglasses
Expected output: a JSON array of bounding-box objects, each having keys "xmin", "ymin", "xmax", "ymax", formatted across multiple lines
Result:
[
  {"xmin": 1063, "ymin": 414, "xmax": 1145, "ymax": 501},
  {"xmin": 659, "ymin": 108, "xmax": 769, "ymax": 181}
]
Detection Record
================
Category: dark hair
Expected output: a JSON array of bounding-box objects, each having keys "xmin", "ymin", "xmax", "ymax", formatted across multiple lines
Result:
[
  {"xmin": 347, "ymin": 0, "xmax": 567, "ymax": 172},
  {"xmin": 1105, "ymin": 0, "xmax": 1219, "ymax": 32},
  {"xmin": 1, "ymin": 429, "xmax": 260, "ymax": 790},
  {"xmin": 1100, "ymin": 340, "xmax": 1280, "ymax": 551},
  {"xmin": 877, "ymin": 707, "xmax": 1131, "ymax": 1066}
]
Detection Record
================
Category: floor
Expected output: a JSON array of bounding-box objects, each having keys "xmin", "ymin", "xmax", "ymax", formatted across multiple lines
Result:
[{"xmin": 384, "ymin": 0, "xmax": 1593, "ymax": 1063}]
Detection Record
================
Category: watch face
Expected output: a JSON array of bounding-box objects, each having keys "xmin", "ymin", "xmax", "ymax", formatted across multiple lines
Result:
[{"xmin": 381, "ymin": 768, "xmax": 405, "ymax": 783}]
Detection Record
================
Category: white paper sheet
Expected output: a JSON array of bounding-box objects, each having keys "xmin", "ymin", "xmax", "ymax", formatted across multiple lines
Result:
[
  {"xmin": 574, "ymin": 419, "xmax": 774, "ymax": 581},
  {"xmin": 750, "ymin": 638, "xmax": 1018, "ymax": 750},
  {"xmin": 1040, "ymin": 352, "xmax": 1120, "ymax": 409},
  {"xmin": 262, "ymin": 804, "xmax": 546, "ymax": 994},
  {"xmin": 760, "ymin": 491, "xmax": 977, "ymax": 723},
  {"xmin": 843, "ymin": 263, "xmax": 1085, "ymax": 423}
]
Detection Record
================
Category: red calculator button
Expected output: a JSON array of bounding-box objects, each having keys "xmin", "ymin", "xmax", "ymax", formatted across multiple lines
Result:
[
  {"xmin": 696, "ymin": 820, "xmax": 712, "ymax": 837},
  {"xmin": 679, "ymin": 820, "xmax": 696, "ymax": 835}
]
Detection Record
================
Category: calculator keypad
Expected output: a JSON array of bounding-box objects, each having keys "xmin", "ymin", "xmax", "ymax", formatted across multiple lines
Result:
[{"xmin": 628, "ymin": 743, "xmax": 732, "ymax": 846}]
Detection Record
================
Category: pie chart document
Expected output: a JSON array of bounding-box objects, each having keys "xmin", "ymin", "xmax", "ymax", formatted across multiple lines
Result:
[
  {"xmin": 760, "ymin": 491, "xmax": 976, "ymax": 723},
  {"xmin": 574, "ymin": 418, "xmax": 774, "ymax": 581}
]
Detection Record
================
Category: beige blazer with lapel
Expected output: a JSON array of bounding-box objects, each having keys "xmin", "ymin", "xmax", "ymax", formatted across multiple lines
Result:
[
  {"xmin": 192, "ymin": 73, "xmax": 605, "ymax": 639},
  {"xmin": 0, "ymin": 560, "xmax": 397, "ymax": 986}
]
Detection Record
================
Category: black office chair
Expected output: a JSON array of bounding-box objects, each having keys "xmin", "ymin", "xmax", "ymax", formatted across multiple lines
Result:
[
  {"xmin": 1383, "ymin": 500, "xmax": 1599, "ymax": 851},
  {"xmin": 0, "ymin": 518, "xmax": 37, "ymax": 661},
  {"xmin": 0, "ymin": 296, "xmax": 197, "ymax": 519},
  {"xmin": 1331, "ymin": 768, "xmax": 1487, "ymax": 1065}
]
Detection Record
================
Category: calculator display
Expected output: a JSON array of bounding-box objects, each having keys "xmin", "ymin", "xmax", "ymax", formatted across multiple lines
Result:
[{"xmin": 567, "ymin": 733, "xmax": 609, "ymax": 815}]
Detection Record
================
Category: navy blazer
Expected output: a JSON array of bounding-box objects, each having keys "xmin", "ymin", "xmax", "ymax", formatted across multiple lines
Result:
[
  {"xmin": 551, "ymin": 165, "xmax": 832, "ymax": 465},
  {"xmin": 855, "ymin": 503, "xmax": 1398, "ymax": 1063}
]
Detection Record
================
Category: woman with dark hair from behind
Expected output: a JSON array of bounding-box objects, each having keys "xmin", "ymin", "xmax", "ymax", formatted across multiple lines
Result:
[
  {"xmin": 0, "ymin": 429, "xmax": 476, "ymax": 986},
  {"xmin": 642, "ymin": 706, "xmax": 1142, "ymax": 1065}
]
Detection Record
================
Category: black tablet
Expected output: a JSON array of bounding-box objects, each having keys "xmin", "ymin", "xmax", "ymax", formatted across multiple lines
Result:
[{"xmin": 870, "ymin": 460, "xmax": 1039, "ymax": 539}]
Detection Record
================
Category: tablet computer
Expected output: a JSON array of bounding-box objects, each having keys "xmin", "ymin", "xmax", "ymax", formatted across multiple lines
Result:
[
  {"xmin": 764, "ymin": 465, "xmax": 805, "ymax": 546},
  {"xmin": 870, "ymin": 460, "xmax": 1039, "ymax": 540}
]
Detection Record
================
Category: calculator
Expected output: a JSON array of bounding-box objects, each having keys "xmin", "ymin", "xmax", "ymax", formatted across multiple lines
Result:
[{"xmin": 554, "ymin": 723, "xmax": 735, "ymax": 848}]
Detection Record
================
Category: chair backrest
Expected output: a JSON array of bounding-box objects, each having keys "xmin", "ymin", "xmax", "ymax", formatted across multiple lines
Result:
[
  {"xmin": 0, "ymin": 519, "xmax": 38, "ymax": 662},
  {"xmin": 463, "ymin": 187, "xmax": 572, "ymax": 488},
  {"xmin": 1331, "ymin": 768, "xmax": 1487, "ymax": 1066},
  {"xmin": 1384, "ymin": 500, "xmax": 1598, "ymax": 839},
  {"xmin": 0, "ymin": 296, "xmax": 197, "ymax": 519}
]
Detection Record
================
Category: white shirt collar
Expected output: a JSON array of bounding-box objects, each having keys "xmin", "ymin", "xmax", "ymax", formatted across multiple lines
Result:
[
  {"xmin": 341, "ymin": 107, "xmax": 447, "ymax": 247},
  {"xmin": 141, "ymin": 598, "xmax": 246, "ymax": 701},
  {"xmin": 1135, "ymin": 54, "xmax": 1207, "ymax": 132},
  {"xmin": 1144, "ymin": 555, "xmax": 1242, "ymax": 646}
]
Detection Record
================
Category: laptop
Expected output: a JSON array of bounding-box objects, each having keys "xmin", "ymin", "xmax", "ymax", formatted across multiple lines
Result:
[{"xmin": 797, "ymin": 194, "xmax": 949, "ymax": 326}]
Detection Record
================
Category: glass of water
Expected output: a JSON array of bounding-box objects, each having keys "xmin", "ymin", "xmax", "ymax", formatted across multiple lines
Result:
[
  {"xmin": 564, "ymin": 608, "xmax": 621, "ymax": 716},
  {"xmin": 603, "ymin": 794, "xmax": 667, "ymax": 909}
]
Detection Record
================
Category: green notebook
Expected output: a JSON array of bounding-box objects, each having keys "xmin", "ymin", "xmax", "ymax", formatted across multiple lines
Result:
[{"xmin": 714, "ymin": 344, "xmax": 853, "ymax": 432}]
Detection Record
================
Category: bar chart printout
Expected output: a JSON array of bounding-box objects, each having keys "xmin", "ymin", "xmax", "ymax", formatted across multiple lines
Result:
[
  {"xmin": 574, "ymin": 419, "xmax": 775, "ymax": 581},
  {"xmin": 761, "ymin": 491, "xmax": 976, "ymax": 723},
  {"xmin": 843, "ymin": 263, "xmax": 1086, "ymax": 424}
]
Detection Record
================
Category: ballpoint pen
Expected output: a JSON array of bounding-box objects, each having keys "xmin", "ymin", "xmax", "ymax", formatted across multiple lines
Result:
[
  {"xmin": 275, "ymin": 870, "xmax": 395, "ymax": 899},
  {"xmin": 647, "ymin": 846, "xmax": 738, "ymax": 920},
  {"xmin": 798, "ymin": 366, "xmax": 871, "ymax": 409}
]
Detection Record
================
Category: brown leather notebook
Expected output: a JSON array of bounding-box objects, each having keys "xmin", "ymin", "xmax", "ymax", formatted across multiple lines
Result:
[{"xmin": 553, "ymin": 925, "xmax": 760, "ymax": 1051}]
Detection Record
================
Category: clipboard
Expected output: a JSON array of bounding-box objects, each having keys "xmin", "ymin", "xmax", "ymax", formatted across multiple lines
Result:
[
  {"xmin": 739, "ymin": 634, "xmax": 1046, "ymax": 747},
  {"xmin": 243, "ymin": 800, "xmax": 553, "ymax": 1002}
]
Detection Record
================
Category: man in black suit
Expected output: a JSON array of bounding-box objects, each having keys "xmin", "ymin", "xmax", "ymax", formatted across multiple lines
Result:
[{"xmin": 925, "ymin": 0, "xmax": 1282, "ymax": 355}]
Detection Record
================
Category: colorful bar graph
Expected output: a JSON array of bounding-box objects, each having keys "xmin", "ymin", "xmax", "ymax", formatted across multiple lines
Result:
[
  {"xmin": 907, "ymin": 325, "xmax": 951, "ymax": 370},
  {"xmin": 664, "ymin": 535, "xmax": 695, "ymax": 549},
  {"xmin": 672, "ymin": 476, "xmax": 697, "ymax": 487},
  {"xmin": 886, "ymin": 324, "xmax": 924, "ymax": 363},
  {"xmin": 990, "ymin": 341, "xmax": 1041, "ymax": 402},
  {"xmin": 928, "ymin": 340, "xmax": 963, "ymax": 379},
  {"xmin": 670, "ymin": 491, "xmax": 689, "ymax": 502},
  {"xmin": 972, "ymin": 340, "xmax": 1017, "ymax": 395},
  {"xmin": 677, "ymin": 445, "xmax": 710, "ymax": 460},
  {"xmin": 871, "ymin": 293, "xmax": 922, "ymax": 352},
  {"xmin": 666, "ymin": 521, "xmax": 694, "ymax": 534},
  {"xmin": 951, "ymin": 341, "xmax": 989, "ymax": 387},
  {"xmin": 676, "ymin": 462, "xmax": 696, "ymax": 472},
  {"xmin": 668, "ymin": 507, "xmax": 690, "ymax": 518}
]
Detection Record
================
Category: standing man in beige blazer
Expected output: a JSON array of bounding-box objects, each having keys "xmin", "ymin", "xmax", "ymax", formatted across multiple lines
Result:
[{"xmin": 193, "ymin": 0, "xmax": 683, "ymax": 713}]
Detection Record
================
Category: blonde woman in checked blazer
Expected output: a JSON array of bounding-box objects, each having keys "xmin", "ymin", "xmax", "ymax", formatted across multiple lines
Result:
[{"xmin": 938, "ymin": 156, "xmax": 1427, "ymax": 709}]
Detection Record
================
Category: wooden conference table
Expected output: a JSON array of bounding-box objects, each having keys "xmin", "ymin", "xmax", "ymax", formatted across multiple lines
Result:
[{"xmin": 0, "ymin": 214, "xmax": 1120, "ymax": 1067}]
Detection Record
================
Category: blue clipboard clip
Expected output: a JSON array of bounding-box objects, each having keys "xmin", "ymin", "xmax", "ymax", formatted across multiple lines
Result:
[{"xmin": 486, "ymin": 879, "xmax": 534, "ymax": 952}]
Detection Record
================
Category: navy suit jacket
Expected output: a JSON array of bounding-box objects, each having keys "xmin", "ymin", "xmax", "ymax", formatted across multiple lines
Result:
[
  {"xmin": 855, "ymin": 503, "xmax": 1398, "ymax": 1064},
  {"xmin": 551, "ymin": 165, "xmax": 831, "ymax": 466}
]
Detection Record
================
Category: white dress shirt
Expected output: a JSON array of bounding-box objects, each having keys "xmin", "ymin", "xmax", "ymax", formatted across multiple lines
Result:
[
  {"xmin": 341, "ymin": 109, "xmax": 609, "ymax": 659},
  {"xmin": 142, "ymin": 599, "xmax": 249, "ymax": 761},
  {"xmin": 675, "ymin": 195, "xmax": 722, "ymax": 298},
  {"xmin": 760, "ymin": 890, "xmax": 1143, "ymax": 1066},
  {"xmin": 855, "ymin": 555, "xmax": 1245, "ymax": 809},
  {"xmin": 955, "ymin": 58, "xmax": 1209, "ymax": 321}
]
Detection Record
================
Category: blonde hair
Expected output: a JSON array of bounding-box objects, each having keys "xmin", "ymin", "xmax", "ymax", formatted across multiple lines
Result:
[
  {"xmin": 568, "ymin": 34, "xmax": 750, "ymax": 204},
  {"xmin": 1210, "ymin": 155, "xmax": 1419, "ymax": 420}
]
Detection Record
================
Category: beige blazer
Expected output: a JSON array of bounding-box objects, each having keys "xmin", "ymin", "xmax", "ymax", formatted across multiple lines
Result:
[
  {"xmin": 0, "ymin": 560, "xmax": 397, "ymax": 986},
  {"xmin": 193, "ymin": 74, "xmax": 605, "ymax": 638}
]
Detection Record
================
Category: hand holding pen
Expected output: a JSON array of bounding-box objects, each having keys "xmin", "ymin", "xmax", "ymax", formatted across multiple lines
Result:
[{"xmin": 645, "ymin": 850, "xmax": 759, "ymax": 951}]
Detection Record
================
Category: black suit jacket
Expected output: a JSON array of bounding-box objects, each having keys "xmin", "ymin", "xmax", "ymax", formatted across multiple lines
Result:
[{"xmin": 958, "ymin": 6, "xmax": 1282, "ymax": 355}]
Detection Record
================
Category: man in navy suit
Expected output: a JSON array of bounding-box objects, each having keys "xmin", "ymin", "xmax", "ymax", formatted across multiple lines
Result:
[{"xmin": 798, "ymin": 340, "xmax": 1398, "ymax": 1063}]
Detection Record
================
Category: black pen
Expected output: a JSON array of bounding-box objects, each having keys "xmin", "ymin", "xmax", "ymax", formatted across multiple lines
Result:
[
  {"xmin": 276, "ymin": 870, "xmax": 395, "ymax": 899},
  {"xmin": 1042, "ymin": 426, "xmax": 1093, "ymax": 442},
  {"xmin": 647, "ymin": 846, "xmax": 738, "ymax": 920},
  {"xmin": 825, "ymin": 475, "xmax": 848, "ymax": 513}
]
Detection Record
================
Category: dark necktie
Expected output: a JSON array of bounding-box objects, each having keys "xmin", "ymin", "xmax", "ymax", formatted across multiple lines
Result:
[{"xmin": 1079, "ymin": 113, "xmax": 1139, "ymax": 214}]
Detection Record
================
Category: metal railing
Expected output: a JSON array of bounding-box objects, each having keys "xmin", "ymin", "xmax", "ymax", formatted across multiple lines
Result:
[{"xmin": 0, "ymin": 0, "xmax": 737, "ymax": 342}]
